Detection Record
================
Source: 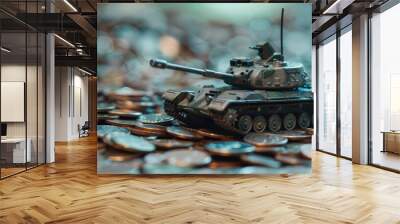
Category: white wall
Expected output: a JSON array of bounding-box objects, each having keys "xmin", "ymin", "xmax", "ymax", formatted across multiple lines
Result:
[{"xmin": 54, "ymin": 67, "xmax": 89, "ymax": 141}]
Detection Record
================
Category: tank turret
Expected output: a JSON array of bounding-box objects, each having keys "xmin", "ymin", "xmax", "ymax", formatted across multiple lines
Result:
[{"xmin": 150, "ymin": 58, "xmax": 307, "ymax": 90}]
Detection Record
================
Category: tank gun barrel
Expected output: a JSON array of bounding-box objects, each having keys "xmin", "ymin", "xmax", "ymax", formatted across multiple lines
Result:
[{"xmin": 150, "ymin": 59, "xmax": 234, "ymax": 82}]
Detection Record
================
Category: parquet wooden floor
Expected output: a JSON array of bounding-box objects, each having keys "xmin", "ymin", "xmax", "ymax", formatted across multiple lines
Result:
[{"xmin": 1, "ymin": 136, "xmax": 400, "ymax": 224}]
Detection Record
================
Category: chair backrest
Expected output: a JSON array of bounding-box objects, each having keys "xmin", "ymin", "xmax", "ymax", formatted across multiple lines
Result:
[{"xmin": 82, "ymin": 121, "xmax": 90, "ymax": 129}]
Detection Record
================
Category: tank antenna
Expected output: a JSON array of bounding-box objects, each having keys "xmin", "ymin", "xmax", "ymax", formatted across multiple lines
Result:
[{"xmin": 280, "ymin": 8, "xmax": 284, "ymax": 57}]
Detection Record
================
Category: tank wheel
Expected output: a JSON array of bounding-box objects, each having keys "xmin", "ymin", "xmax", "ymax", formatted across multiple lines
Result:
[
  {"xmin": 223, "ymin": 109, "xmax": 239, "ymax": 128},
  {"xmin": 298, "ymin": 112, "xmax": 311, "ymax": 129},
  {"xmin": 283, "ymin": 113, "xmax": 297, "ymax": 131},
  {"xmin": 253, "ymin": 115, "xmax": 267, "ymax": 133},
  {"xmin": 237, "ymin": 115, "xmax": 253, "ymax": 134},
  {"xmin": 268, "ymin": 114, "xmax": 282, "ymax": 133}
]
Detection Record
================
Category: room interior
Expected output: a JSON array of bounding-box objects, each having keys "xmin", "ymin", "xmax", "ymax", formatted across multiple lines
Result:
[{"xmin": 0, "ymin": 0, "xmax": 400, "ymax": 223}]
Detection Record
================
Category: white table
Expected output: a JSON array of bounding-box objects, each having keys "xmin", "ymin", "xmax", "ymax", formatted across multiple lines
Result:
[{"xmin": 1, "ymin": 138, "xmax": 31, "ymax": 163}]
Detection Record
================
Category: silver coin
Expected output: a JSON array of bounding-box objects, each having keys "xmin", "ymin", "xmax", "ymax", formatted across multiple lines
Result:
[
  {"xmin": 106, "ymin": 132, "xmax": 155, "ymax": 153},
  {"xmin": 276, "ymin": 130, "xmax": 311, "ymax": 141},
  {"xmin": 144, "ymin": 152, "xmax": 166, "ymax": 164},
  {"xmin": 244, "ymin": 133, "xmax": 288, "ymax": 147},
  {"xmin": 276, "ymin": 143, "xmax": 310, "ymax": 155},
  {"xmin": 142, "ymin": 164, "xmax": 194, "ymax": 174},
  {"xmin": 138, "ymin": 113, "xmax": 174, "ymax": 125},
  {"xmin": 205, "ymin": 141, "xmax": 255, "ymax": 156},
  {"xmin": 109, "ymin": 109, "xmax": 142, "ymax": 119},
  {"xmin": 152, "ymin": 139, "xmax": 193, "ymax": 149},
  {"xmin": 97, "ymin": 102, "xmax": 116, "ymax": 113},
  {"xmin": 240, "ymin": 154, "xmax": 282, "ymax": 168},
  {"xmin": 97, "ymin": 114, "xmax": 119, "ymax": 121},
  {"xmin": 164, "ymin": 149, "xmax": 211, "ymax": 168},
  {"xmin": 97, "ymin": 125, "xmax": 130, "ymax": 139},
  {"xmin": 166, "ymin": 126, "xmax": 203, "ymax": 140},
  {"xmin": 103, "ymin": 131, "xmax": 131, "ymax": 147}
]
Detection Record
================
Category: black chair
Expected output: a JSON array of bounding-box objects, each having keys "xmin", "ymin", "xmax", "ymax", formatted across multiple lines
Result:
[{"xmin": 78, "ymin": 121, "xmax": 90, "ymax": 138}]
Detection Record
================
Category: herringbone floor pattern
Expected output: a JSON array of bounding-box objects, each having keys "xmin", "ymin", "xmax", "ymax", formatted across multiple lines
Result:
[{"xmin": 1, "ymin": 136, "xmax": 400, "ymax": 224}]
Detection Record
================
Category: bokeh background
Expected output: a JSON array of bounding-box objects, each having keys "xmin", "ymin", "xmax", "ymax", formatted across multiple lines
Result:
[{"xmin": 97, "ymin": 3, "xmax": 312, "ymax": 93}]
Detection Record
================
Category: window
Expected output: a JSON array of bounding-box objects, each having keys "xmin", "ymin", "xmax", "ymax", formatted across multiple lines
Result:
[
  {"xmin": 370, "ymin": 4, "xmax": 400, "ymax": 171},
  {"xmin": 317, "ymin": 36, "xmax": 337, "ymax": 154},
  {"xmin": 339, "ymin": 28, "xmax": 352, "ymax": 158}
]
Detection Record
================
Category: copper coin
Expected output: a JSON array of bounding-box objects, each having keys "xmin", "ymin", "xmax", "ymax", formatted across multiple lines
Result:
[
  {"xmin": 152, "ymin": 139, "xmax": 193, "ymax": 149},
  {"xmin": 117, "ymin": 100, "xmax": 156, "ymax": 110},
  {"xmin": 164, "ymin": 149, "xmax": 212, "ymax": 168},
  {"xmin": 196, "ymin": 129, "xmax": 233, "ymax": 140},
  {"xmin": 243, "ymin": 133, "xmax": 288, "ymax": 147},
  {"xmin": 275, "ymin": 154, "xmax": 302, "ymax": 165},
  {"xmin": 99, "ymin": 148, "xmax": 139, "ymax": 162},
  {"xmin": 106, "ymin": 119, "xmax": 139, "ymax": 127},
  {"xmin": 129, "ymin": 126, "xmax": 167, "ymax": 137},
  {"xmin": 276, "ymin": 130, "xmax": 311, "ymax": 141},
  {"xmin": 254, "ymin": 146, "xmax": 287, "ymax": 153},
  {"xmin": 304, "ymin": 128, "xmax": 314, "ymax": 135},
  {"xmin": 205, "ymin": 141, "xmax": 255, "ymax": 156},
  {"xmin": 166, "ymin": 126, "xmax": 203, "ymax": 140}
]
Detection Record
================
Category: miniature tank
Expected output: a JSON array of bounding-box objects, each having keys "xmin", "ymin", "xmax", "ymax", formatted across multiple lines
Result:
[{"xmin": 149, "ymin": 9, "xmax": 313, "ymax": 134}]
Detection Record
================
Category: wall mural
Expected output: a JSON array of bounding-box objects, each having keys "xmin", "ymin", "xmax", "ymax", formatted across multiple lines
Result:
[{"xmin": 97, "ymin": 3, "xmax": 313, "ymax": 175}]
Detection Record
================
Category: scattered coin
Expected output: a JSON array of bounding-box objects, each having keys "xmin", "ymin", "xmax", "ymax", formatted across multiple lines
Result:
[
  {"xmin": 240, "ymin": 154, "xmax": 281, "ymax": 168},
  {"xmin": 304, "ymin": 128, "xmax": 314, "ymax": 135},
  {"xmin": 109, "ymin": 109, "xmax": 142, "ymax": 119},
  {"xmin": 298, "ymin": 144, "xmax": 312, "ymax": 160},
  {"xmin": 142, "ymin": 164, "xmax": 194, "ymax": 174},
  {"xmin": 144, "ymin": 152, "xmax": 166, "ymax": 164},
  {"xmin": 166, "ymin": 126, "xmax": 203, "ymax": 140},
  {"xmin": 105, "ymin": 132, "xmax": 155, "ymax": 153},
  {"xmin": 254, "ymin": 146, "xmax": 287, "ymax": 153},
  {"xmin": 138, "ymin": 113, "xmax": 174, "ymax": 125},
  {"xmin": 117, "ymin": 100, "xmax": 157, "ymax": 110},
  {"xmin": 152, "ymin": 139, "xmax": 193, "ymax": 149},
  {"xmin": 97, "ymin": 125, "xmax": 130, "ymax": 139},
  {"xmin": 97, "ymin": 114, "xmax": 119, "ymax": 121},
  {"xmin": 103, "ymin": 131, "xmax": 131, "ymax": 146},
  {"xmin": 277, "ymin": 130, "xmax": 311, "ymax": 141},
  {"xmin": 106, "ymin": 119, "xmax": 139, "ymax": 127},
  {"xmin": 129, "ymin": 126, "xmax": 167, "ymax": 137},
  {"xmin": 164, "ymin": 149, "xmax": 211, "ymax": 168},
  {"xmin": 275, "ymin": 143, "xmax": 309, "ymax": 155},
  {"xmin": 108, "ymin": 87, "xmax": 150, "ymax": 99},
  {"xmin": 97, "ymin": 102, "xmax": 116, "ymax": 113},
  {"xmin": 196, "ymin": 129, "xmax": 233, "ymax": 140},
  {"xmin": 99, "ymin": 148, "xmax": 139, "ymax": 162},
  {"xmin": 275, "ymin": 154, "xmax": 302, "ymax": 165},
  {"xmin": 205, "ymin": 141, "xmax": 255, "ymax": 156},
  {"xmin": 243, "ymin": 133, "xmax": 288, "ymax": 147},
  {"xmin": 208, "ymin": 161, "xmax": 244, "ymax": 169}
]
